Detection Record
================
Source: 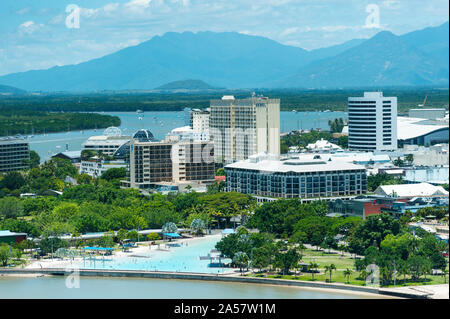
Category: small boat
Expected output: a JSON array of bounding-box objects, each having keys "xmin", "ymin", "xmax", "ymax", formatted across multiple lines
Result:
[{"xmin": 292, "ymin": 110, "xmax": 297, "ymax": 113}]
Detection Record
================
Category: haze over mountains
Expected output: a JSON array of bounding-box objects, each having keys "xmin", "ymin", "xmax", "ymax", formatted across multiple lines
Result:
[{"xmin": 0, "ymin": 22, "xmax": 448, "ymax": 92}]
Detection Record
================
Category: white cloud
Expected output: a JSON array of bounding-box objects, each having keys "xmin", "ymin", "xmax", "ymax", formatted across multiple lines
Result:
[
  {"xmin": 382, "ymin": 1, "xmax": 402, "ymax": 9},
  {"xmin": 280, "ymin": 27, "xmax": 298, "ymax": 37},
  {"xmin": 125, "ymin": 0, "xmax": 153, "ymax": 9},
  {"xmin": 18, "ymin": 21, "xmax": 44, "ymax": 35},
  {"xmin": 16, "ymin": 7, "xmax": 31, "ymax": 15}
]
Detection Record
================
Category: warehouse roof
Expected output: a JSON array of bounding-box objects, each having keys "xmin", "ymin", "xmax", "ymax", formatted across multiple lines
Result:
[
  {"xmin": 375, "ymin": 182, "xmax": 449, "ymax": 197},
  {"xmin": 397, "ymin": 117, "xmax": 448, "ymax": 141}
]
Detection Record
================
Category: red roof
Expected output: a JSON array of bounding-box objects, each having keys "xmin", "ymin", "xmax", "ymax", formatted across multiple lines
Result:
[{"xmin": 215, "ymin": 176, "xmax": 226, "ymax": 182}]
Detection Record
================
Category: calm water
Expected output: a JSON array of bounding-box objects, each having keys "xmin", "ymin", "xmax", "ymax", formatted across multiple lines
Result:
[
  {"xmin": 81, "ymin": 235, "xmax": 230, "ymax": 274},
  {"xmin": 28, "ymin": 111, "xmax": 347, "ymax": 162},
  {"xmin": 0, "ymin": 276, "xmax": 380, "ymax": 299}
]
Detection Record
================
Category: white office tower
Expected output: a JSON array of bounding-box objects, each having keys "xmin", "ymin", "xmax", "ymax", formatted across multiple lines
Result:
[
  {"xmin": 348, "ymin": 92, "xmax": 397, "ymax": 152},
  {"xmin": 210, "ymin": 95, "xmax": 280, "ymax": 163},
  {"xmin": 192, "ymin": 109, "xmax": 210, "ymax": 133}
]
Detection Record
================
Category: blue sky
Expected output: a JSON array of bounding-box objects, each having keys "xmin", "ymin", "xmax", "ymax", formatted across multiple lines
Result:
[{"xmin": 0, "ymin": 0, "xmax": 448, "ymax": 76}]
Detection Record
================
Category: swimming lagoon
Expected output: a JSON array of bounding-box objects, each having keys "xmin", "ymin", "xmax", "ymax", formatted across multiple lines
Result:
[{"xmin": 79, "ymin": 234, "xmax": 231, "ymax": 274}]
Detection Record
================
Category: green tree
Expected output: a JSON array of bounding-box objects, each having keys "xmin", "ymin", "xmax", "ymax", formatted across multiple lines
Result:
[
  {"xmin": 324, "ymin": 264, "xmax": 336, "ymax": 282},
  {"xmin": 100, "ymin": 168, "xmax": 127, "ymax": 181},
  {"xmin": 39, "ymin": 237, "xmax": 69, "ymax": 255},
  {"xmin": 146, "ymin": 232, "xmax": 161, "ymax": 242},
  {"xmin": 0, "ymin": 197, "xmax": 24, "ymax": 219},
  {"xmin": 23, "ymin": 150, "xmax": 41, "ymax": 169},
  {"xmin": 162, "ymin": 222, "xmax": 178, "ymax": 234},
  {"xmin": 343, "ymin": 268, "xmax": 353, "ymax": 284},
  {"xmin": 0, "ymin": 244, "xmax": 12, "ymax": 266},
  {"xmin": 0, "ymin": 171, "xmax": 26, "ymax": 190},
  {"xmin": 251, "ymin": 246, "xmax": 272, "ymax": 272},
  {"xmin": 309, "ymin": 262, "xmax": 319, "ymax": 280},
  {"xmin": 190, "ymin": 218, "xmax": 205, "ymax": 236},
  {"xmin": 275, "ymin": 248, "xmax": 301, "ymax": 275},
  {"xmin": 233, "ymin": 251, "xmax": 249, "ymax": 275},
  {"xmin": 77, "ymin": 174, "xmax": 92, "ymax": 185},
  {"xmin": 336, "ymin": 136, "xmax": 348, "ymax": 148}
]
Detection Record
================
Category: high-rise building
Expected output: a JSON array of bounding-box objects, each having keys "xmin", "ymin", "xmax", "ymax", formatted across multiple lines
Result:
[
  {"xmin": 122, "ymin": 137, "xmax": 215, "ymax": 190},
  {"xmin": 348, "ymin": 92, "xmax": 397, "ymax": 151},
  {"xmin": 192, "ymin": 109, "xmax": 210, "ymax": 134},
  {"xmin": 0, "ymin": 138, "xmax": 30, "ymax": 173},
  {"xmin": 209, "ymin": 95, "xmax": 280, "ymax": 163}
]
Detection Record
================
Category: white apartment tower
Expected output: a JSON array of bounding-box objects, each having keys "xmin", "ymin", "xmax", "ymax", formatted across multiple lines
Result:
[
  {"xmin": 210, "ymin": 95, "xmax": 280, "ymax": 163},
  {"xmin": 348, "ymin": 92, "xmax": 397, "ymax": 152}
]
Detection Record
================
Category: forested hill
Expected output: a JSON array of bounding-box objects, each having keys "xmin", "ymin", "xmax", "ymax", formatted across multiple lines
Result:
[
  {"xmin": 0, "ymin": 88, "xmax": 447, "ymax": 113},
  {"xmin": 0, "ymin": 84, "xmax": 26, "ymax": 95},
  {"xmin": 0, "ymin": 110, "xmax": 121, "ymax": 137}
]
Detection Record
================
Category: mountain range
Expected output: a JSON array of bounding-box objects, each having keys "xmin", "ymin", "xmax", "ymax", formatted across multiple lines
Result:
[
  {"xmin": 0, "ymin": 22, "xmax": 448, "ymax": 92},
  {"xmin": 0, "ymin": 84, "xmax": 26, "ymax": 95}
]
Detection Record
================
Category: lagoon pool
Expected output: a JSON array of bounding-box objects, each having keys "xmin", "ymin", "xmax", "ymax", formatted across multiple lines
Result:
[{"xmin": 79, "ymin": 234, "xmax": 231, "ymax": 274}]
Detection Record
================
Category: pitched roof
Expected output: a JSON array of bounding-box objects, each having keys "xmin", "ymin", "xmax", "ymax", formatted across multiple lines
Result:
[{"xmin": 375, "ymin": 182, "xmax": 449, "ymax": 197}]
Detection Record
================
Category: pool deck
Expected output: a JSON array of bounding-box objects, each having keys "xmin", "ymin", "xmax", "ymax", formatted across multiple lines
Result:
[{"xmin": 3, "ymin": 268, "xmax": 444, "ymax": 299}]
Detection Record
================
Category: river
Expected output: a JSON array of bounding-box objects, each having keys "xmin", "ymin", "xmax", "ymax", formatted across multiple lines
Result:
[{"xmin": 28, "ymin": 111, "xmax": 347, "ymax": 162}]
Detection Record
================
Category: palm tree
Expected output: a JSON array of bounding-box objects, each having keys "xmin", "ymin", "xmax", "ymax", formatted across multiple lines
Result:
[
  {"xmin": 324, "ymin": 264, "xmax": 336, "ymax": 283},
  {"xmin": 233, "ymin": 252, "xmax": 249, "ymax": 275},
  {"xmin": 343, "ymin": 268, "xmax": 353, "ymax": 284},
  {"xmin": 309, "ymin": 262, "xmax": 319, "ymax": 280}
]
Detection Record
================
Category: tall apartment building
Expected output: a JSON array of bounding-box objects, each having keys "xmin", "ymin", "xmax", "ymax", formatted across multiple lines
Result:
[
  {"xmin": 123, "ymin": 138, "xmax": 215, "ymax": 190},
  {"xmin": 348, "ymin": 92, "xmax": 397, "ymax": 152},
  {"xmin": 209, "ymin": 95, "xmax": 280, "ymax": 163},
  {"xmin": 0, "ymin": 138, "xmax": 30, "ymax": 173},
  {"xmin": 192, "ymin": 109, "xmax": 210, "ymax": 134}
]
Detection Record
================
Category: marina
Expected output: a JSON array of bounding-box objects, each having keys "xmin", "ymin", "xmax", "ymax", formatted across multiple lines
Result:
[{"xmin": 25, "ymin": 111, "xmax": 348, "ymax": 162}]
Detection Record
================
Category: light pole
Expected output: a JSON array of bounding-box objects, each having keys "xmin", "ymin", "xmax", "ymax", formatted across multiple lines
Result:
[
  {"xmin": 250, "ymin": 247, "xmax": 256, "ymax": 274},
  {"xmin": 393, "ymin": 260, "xmax": 396, "ymax": 287}
]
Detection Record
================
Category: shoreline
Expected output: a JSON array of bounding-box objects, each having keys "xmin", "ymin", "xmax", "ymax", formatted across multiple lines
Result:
[
  {"xmin": 25, "ymin": 233, "xmax": 236, "ymax": 274},
  {"xmin": 0, "ymin": 268, "xmax": 398, "ymax": 299},
  {"xmin": 13, "ymin": 234, "xmax": 446, "ymax": 299}
]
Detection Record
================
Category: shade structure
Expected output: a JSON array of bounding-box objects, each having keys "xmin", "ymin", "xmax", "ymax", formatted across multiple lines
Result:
[
  {"xmin": 162, "ymin": 233, "xmax": 181, "ymax": 238},
  {"xmin": 222, "ymin": 228, "xmax": 235, "ymax": 235},
  {"xmin": 81, "ymin": 247, "xmax": 114, "ymax": 251}
]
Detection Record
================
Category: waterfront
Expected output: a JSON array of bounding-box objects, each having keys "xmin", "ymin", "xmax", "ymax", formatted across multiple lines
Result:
[
  {"xmin": 0, "ymin": 275, "xmax": 385, "ymax": 299},
  {"xmin": 28, "ymin": 111, "xmax": 348, "ymax": 162},
  {"xmin": 27, "ymin": 234, "xmax": 232, "ymax": 274}
]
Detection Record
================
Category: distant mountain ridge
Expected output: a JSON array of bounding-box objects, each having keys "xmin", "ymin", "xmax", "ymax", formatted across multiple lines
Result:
[
  {"xmin": 156, "ymin": 79, "xmax": 216, "ymax": 90},
  {"xmin": 0, "ymin": 22, "xmax": 448, "ymax": 91},
  {"xmin": 0, "ymin": 84, "xmax": 26, "ymax": 95},
  {"xmin": 270, "ymin": 25, "xmax": 449, "ymax": 88}
]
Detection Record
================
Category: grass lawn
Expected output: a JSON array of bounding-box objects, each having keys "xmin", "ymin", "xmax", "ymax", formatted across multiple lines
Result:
[
  {"xmin": 249, "ymin": 271, "xmax": 448, "ymax": 287},
  {"xmin": 300, "ymin": 248, "xmax": 358, "ymax": 270},
  {"xmin": 248, "ymin": 249, "xmax": 449, "ymax": 288}
]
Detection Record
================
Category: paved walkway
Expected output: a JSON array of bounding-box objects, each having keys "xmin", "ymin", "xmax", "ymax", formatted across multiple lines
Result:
[
  {"xmin": 380, "ymin": 284, "xmax": 449, "ymax": 299},
  {"xmin": 303, "ymin": 244, "xmax": 363, "ymax": 259}
]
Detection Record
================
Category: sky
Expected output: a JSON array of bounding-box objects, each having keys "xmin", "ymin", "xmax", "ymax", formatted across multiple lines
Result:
[{"xmin": 0, "ymin": 0, "xmax": 448, "ymax": 76}]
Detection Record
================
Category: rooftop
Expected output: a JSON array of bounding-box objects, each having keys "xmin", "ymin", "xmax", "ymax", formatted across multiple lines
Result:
[
  {"xmin": 397, "ymin": 116, "xmax": 449, "ymax": 141},
  {"xmin": 52, "ymin": 151, "xmax": 81, "ymax": 159},
  {"xmin": 375, "ymin": 182, "xmax": 449, "ymax": 197},
  {"xmin": 0, "ymin": 230, "xmax": 27, "ymax": 237},
  {"xmin": 226, "ymin": 153, "xmax": 365, "ymax": 173}
]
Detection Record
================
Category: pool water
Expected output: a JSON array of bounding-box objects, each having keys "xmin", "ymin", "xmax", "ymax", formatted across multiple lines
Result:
[{"xmin": 80, "ymin": 234, "xmax": 231, "ymax": 274}]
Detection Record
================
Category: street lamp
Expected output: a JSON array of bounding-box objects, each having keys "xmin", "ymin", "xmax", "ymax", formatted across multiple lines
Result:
[{"xmin": 250, "ymin": 247, "xmax": 256, "ymax": 274}]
